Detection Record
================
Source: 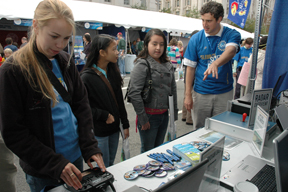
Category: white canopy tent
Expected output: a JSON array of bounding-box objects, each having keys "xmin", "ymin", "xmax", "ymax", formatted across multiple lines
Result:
[{"xmin": 0, "ymin": 0, "xmax": 253, "ymax": 39}]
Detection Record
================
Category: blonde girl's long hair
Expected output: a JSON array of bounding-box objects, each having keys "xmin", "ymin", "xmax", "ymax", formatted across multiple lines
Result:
[{"xmin": 13, "ymin": 0, "xmax": 75, "ymax": 106}]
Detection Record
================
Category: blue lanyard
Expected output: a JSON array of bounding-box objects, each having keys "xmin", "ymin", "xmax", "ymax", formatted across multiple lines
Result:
[
  {"xmin": 92, "ymin": 64, "xmax": 108, "ymax": 79},
  {"xmin": 207, "ymin": 36, "xmax": 221, "ymax": 54}
]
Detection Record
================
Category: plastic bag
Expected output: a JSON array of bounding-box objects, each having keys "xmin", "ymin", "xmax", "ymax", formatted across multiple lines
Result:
[{"xmin": 120, "ymin": 123, "xmax": 130, "ymax": 161}]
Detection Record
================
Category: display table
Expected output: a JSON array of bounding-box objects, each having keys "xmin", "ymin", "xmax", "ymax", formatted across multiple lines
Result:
[
  {"xmin": 49, "ymin": 125, "xmax": 279, "ymax": 192},
  {"xmin": 124, "ymin": 54, "xmax": 136, "ymax": 74}
]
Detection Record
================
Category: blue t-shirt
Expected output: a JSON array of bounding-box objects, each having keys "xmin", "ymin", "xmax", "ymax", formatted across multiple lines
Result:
[
  {"xmin": 233, "ymin": 46, "xmax": 252, "ymax": 68},
  {"xmin": 184, "ymin": 26, "xmax": 241, "ymax": 94},
  {"xmin": 51, "ymin": 59, "xmax": 81, "ymax": 163},
  {"xmin": 4, "ymin": 44, "xmax": 18, "ymax": 52}
]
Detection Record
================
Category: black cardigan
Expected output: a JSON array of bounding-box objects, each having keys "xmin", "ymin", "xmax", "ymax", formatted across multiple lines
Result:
[
  {"xmin": 0, "ymin": 50, "xmax": 101, "ymax": 180},
  {"xmin": 80, "ymin": 68, "xmax": 129, "ymax": 137}
]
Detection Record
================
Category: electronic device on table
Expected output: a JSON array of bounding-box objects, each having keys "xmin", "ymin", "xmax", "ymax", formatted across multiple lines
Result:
[
  {"xmin": 221, "ymin": 129, "xmax": 288, "ymax": 192},
  {"xmin": 274, "ymin": 104, "xmax": 288, "ymax": 132},
  {"xmin": 64, "ymin": 167, "xmax": 115, "ymax": 192},
  {"xmin": 152, "ymin": 158, "xmax": 209, "ymax": 192}
]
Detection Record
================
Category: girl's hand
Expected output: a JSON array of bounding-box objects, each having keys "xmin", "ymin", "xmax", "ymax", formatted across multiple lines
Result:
[
  {"xmin": 106, "ymin": 114, "xmax": 114, "ymax": 124},
  {"xmin": 87, "ymin": 154, "xmax": 106, "ymax": 172},
  {"xmin": 60, "ymin": 163, "xmax": 82, "ymax": 190},
  {"xmin": 141, "ymin": 122, "xmax": 150, "ymax": 131}
]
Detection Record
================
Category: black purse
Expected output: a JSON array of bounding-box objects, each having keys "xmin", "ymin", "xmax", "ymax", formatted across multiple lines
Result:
[{"xmin": 125, "ymin": 59, "xmax": 152, "ymax": 104}]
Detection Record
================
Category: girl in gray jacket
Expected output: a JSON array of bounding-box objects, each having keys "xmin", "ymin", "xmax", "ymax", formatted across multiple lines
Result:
[{"xmin": 128, "ymin": 29, "xmax": 178, "ymax": 153}]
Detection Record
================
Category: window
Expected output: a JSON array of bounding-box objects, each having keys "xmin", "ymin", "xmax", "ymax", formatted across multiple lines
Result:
[
  {"xmin": 167, "ymin": 2, "xmax": 170, "ymax": 8},
  {"xmin": 104, "ymin": 0, "xmax": 111, "ymax": 2},
  {"xmin": 124, "ymin": 0, "xmax": 129, "ymax": 5},
  {"xmin": 176, "ymin": 0, "xmax": 179, "ymax": 7},
  {"xmin": 176, "ymin": 11, "xmax": 180, "ymax": 15},
  {"xmin": 186, "ymin": 10, "xmax": 190, "ymax": 15},
  {"xmin": 186, "ymin": 0, "xmax": 190, "ymax": 5}
]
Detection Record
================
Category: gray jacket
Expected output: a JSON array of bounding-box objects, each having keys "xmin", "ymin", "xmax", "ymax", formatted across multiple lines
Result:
[{"xmin": 128, "ymin": 56, "xmax": 178, "ymax": 126}]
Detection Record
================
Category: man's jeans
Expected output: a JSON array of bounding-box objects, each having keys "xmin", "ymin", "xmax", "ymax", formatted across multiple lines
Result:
[
  {"xmin": 95, "ymin": 131, "xmax": 119, "ymax": 167},
  {"xmin": 138, "ymin": 111, "xmax": 169, "ymax": 153},
  {"xmin": 118, "ymin": 56, "xmax": 125, "ymax": 75},
  {"xmin": 26, "ymin": 156, "xmax": 83, "ymax": 192}
]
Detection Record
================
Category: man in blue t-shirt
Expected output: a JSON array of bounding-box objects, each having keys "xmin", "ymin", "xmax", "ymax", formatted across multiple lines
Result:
[
  {"xmin": 184, "ymin": 1, "xmax": 241, "ymax": 129},
  {"xmin": 233, "ymin": 38, "xmax": 253, "ymax": 99},
  {"xmin": 4, "ymin": 37, "xmax": 18, "ymax": 52}
]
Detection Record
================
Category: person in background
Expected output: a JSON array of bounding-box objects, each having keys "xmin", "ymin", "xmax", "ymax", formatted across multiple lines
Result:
[
  {"xmin": 167, "ymin": 38, "xmax": 181, "ymax": 71},
  {"xmin": 184, "ymin": 1, "xmax": 241, "ymax": 129},
  {"xmin": 20, "ymin": 37, "xmax": 28, "ymax": 48},
  {"xmin": 248, "ymin": 36, "xmax": 268, "ymax": 90},
  {"xmin": 181, "ymin": 30, "xmax": 199, "ymax": 126},
  {"xmin": 136, "ymin": 37, "xmax": 144, "ymax": 56},
  {"xmin": 0, "ymin": 43, "xmax": 3, "ymax": 57},
  {"xmin": 233, "ymin": 37, "xmax": 253, "ymax": 99},
  {"xmin": 0, "ymin": 0, "xmax": 105, "ymax": 191},
  {"xmin": 1, "ymin": 48, "xmax": 13, "ymax": 66},
  {"xmin": 4, "ymin": 37, "xmax": 18, "ymax": 52},
  {"xmin": 128, "ymin": 29, "xmax": 178, "ymax": 153},
  {"xmin": 82, "ymin": 33, "xmax": 92, "ymax": 59},
  {"xmin": 80, "ymin": 34, "xmax": 130, "ymax": 167},
  {"xmin": 178, "ymin": 40, "xmax": 184, "ymax": 59},
  {"xmin": 117, "ymin": 32, "xmax": 126, "ymax": 77},
  {"xmin": 131, "ymin": 40, "xmax": 137, "ymax": 54},
  {"xmin": 4, "ymin": 48, "xmax": 13, "ymax": 59}
]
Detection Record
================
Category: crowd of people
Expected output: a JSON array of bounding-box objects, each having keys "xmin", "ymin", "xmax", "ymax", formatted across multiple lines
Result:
[{"xmin": 0, "ymin": 0, "xmax": 268, "ymax": 192}]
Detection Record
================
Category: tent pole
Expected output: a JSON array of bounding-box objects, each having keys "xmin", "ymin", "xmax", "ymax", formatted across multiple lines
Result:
[{"xmin": 246, "ymin": 0, "xmax": 264, "ymax": 94}]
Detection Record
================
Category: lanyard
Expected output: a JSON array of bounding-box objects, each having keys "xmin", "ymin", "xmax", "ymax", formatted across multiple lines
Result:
[{"xmin": 207, "ymin": 36, "xmax": 221, "ymax": 54}]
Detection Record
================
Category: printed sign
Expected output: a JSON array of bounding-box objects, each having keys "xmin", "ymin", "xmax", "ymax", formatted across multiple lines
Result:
[
  {"xmin": 248, "ymin": 88, "xmax": 273, "ymax": 128},
  {"xmin": 84, "ymin": 22, "xmax": 103, "ymax": 30},
  {"xmin": 227, "ymin": 0, "xmax": 251, "ymax": 28},
  {"xmin": 14, "ymin": 19, "xmax": 32, "ymax": 26}
]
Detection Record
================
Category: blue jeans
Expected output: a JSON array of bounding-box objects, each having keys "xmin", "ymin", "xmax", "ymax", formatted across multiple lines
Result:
[
  {"xmin": 95, "ymin": 131, "xmax": 119, "ymax": 167},
  {"xmin": 118, "ymin": 56, "xmax": 125, "ymax": 75},
  {"xmin": 138, "ymin": 111, "xmax": 169, "ymax": 153},
  {"xmin": 26, "ymin": 156, "xmax": 83, "ymax": 192}
]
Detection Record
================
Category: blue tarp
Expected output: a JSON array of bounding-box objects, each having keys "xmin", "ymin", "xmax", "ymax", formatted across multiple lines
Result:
[{"xmin": 263, "ymin": 0, "xmax": 288, "ymax": 96}]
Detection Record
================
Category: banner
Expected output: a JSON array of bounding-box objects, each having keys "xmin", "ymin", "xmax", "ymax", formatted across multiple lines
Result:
[
  {"xmin": 227, "ymin": 0, "xmax": 251, "ymax": 29},
  {"xmin": 14, "ymin": 19, "xmax": 32, "ymax": 26},
  {"xmin": 74, "ymin": 36, "xmax": 85, "ymax": 65},
  {"xmin": 84, "ymin": 22, "xmax": 103, "ymax": 30}
]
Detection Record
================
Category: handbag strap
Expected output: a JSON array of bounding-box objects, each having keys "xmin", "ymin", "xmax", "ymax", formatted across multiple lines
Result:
[
  {"xmin": 39, "ymin": 59, "xmax": 72, "ymax": 103},
  {"xmin": 144, "ymin": 59, "xmax": 152, "ymax": 88},
  {"xmin": 91, "ymin": 67, "xmax": 118, "ymax": 108}
]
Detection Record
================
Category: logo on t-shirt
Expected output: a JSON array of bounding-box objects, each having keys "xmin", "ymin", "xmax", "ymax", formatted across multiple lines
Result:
[{"xmin": 218, "ymin": 40, "xmax": 226, "ymax": 52}]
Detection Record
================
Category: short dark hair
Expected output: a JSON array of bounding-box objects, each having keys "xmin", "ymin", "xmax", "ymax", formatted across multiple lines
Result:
[
  {"xmin": 136, "ymin": 29, "xmax": 169, "ymax": 63},
  {"xmin": 259, "ymin": 36, "xmax": 268, "ymax": 49},
  {"xmin": 5, "ymin": 37, "xmax": 13, "ymax": 45},
  {"xmin": 84, "ymin": 33, "xmax": 91, "ymax": 43},
  {"xmin": 200, "ymin": 1, "xmax": 224, "ymax": 21},
  {"xmin": 245, "ymin": 37, "xmax": 253, "ymax": 45}
]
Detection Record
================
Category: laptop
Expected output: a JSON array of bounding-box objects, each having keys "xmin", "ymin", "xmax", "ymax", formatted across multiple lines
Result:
[
  {"xmin": 274, "ymin": 105, "xmax": 288, "ymax": 132},
  {"xmin": 273, "ymin": 129, "xmax": 288, "ymax": 192},
  {"xmin": 237, "ymin": 71, "xmax": 287, "ymax": 105}
]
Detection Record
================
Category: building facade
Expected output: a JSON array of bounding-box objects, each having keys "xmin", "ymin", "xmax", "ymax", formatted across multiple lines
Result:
[{"xmin": 77, "ymin": 0, "xmax": 159, "ymax": 11}]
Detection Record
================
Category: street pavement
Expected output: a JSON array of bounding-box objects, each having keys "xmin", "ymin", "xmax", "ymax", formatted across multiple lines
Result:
[{"xmin": 14, "ymin": 73, "xmax": 196, "ymax": 191}]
